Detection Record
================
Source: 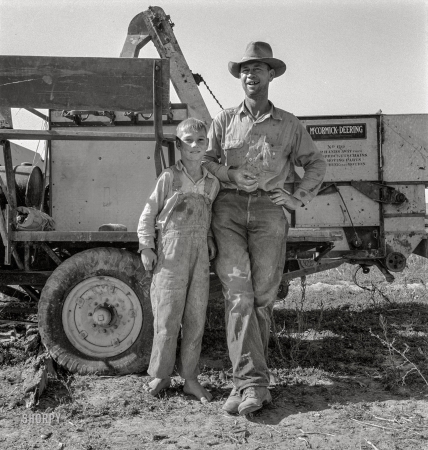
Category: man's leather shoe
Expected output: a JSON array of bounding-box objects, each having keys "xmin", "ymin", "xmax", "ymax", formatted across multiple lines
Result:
[
  {"xmin": 222, "ymin": 387, "xmax": 242, "ymax": 414},
  {"xmin": 238, "ymin": 386, "xmax": 271, "ymax": 415}
]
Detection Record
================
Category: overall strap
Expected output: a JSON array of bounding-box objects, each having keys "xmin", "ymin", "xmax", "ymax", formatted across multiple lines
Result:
[
  {"xmin": 171, "ymin": 164, "xmax": 213, "ymax": 198},
  {"xmin": 204, "ymin": 176, "xmax": 214, "ymax": 197},
  {"xmin": 170, "ymin": 165, "xmax": 182, "ymax": 192}
]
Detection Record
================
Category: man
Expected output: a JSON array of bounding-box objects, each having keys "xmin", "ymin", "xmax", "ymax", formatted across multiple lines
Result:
[{"xmin": 203, "ymin": 41, "xmax": 327, "ymax": 415}]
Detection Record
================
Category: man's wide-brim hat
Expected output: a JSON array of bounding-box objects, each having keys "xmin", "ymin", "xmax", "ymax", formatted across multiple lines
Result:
[{"xmin": 228, "ymin": 41, "xmax": 286, "ymax": 79}]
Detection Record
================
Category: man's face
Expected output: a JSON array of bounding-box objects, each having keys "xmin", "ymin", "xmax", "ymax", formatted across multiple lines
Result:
[
  {"xmin": 240, "ymin": 61, "xmax": 275, "ymax": 98},
  {"xmin": 176, "ymin": 129, "xmax": 208, "ymax": 163}
]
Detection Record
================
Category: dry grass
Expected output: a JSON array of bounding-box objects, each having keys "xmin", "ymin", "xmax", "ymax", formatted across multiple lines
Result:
[{"xmin": 265, "ymin": 255, "xmax": 428, "ymax": 390}]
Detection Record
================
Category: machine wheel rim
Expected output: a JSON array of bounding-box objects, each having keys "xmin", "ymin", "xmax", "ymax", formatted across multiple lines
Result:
[{"xmin": 62, "ymin": 276, "xmax": 143, "ymax": 358}]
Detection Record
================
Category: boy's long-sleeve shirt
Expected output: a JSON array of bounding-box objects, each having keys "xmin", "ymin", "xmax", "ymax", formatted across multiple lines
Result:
[{"xmin": 137, "ymin": 160, "xmax": 220, "ymax": 251}]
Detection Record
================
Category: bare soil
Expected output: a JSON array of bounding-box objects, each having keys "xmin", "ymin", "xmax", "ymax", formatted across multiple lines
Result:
[{"xmin": 1, "ymin": 257, "xmax": 428, "ymax": 450}]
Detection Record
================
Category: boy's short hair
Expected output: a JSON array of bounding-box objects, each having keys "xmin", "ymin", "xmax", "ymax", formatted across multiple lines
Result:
[{"xmin": 176, "ymin": 118, "xmax": 207, "ymax": 139}]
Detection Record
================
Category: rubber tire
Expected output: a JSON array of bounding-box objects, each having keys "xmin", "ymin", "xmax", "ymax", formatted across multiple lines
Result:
[{"xmin": 38, "ymin": 247, "xmax": 153, "ymax": 375}]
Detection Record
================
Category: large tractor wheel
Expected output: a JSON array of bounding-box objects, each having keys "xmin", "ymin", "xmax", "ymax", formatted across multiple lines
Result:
[{"xmin": 38, "ymin": 247, "xmax": 153, "ymax": 375}]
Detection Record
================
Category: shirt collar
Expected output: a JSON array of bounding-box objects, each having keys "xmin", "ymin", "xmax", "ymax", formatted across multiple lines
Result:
[
  {"xmin": 234, "ymin": 101, "xmax": 282, "ymax": 121},
  {"xmin": 176, "ymin": 159, "xmax": 214, "ymax": 179}
]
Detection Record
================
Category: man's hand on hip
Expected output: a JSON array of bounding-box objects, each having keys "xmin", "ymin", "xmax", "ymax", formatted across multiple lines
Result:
[
  {"xmin": 207, "ymin": 236, "xmax": 217, "ymax": 260},
  {"xmin": 268, "ymin": 188, "xmax": 303, "ymax": 210},
  {"xmin": 228, "ymin": 168, "xmax": 258, "ymax": 192}
]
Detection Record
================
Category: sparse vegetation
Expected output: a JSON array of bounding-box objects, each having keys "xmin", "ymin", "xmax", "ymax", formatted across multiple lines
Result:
[{"xmin": 1, "ymin": 256, "xmax": 427, "ymax": 449}]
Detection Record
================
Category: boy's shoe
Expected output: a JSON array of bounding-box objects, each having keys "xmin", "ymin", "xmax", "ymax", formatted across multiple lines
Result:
[
  {"xmin": 238, "ymin": 386, "xmax": 271, "ymax": 416},
  {"xmin": 222, "ymin": 387, "xmax": 242, "ymax": 414}
]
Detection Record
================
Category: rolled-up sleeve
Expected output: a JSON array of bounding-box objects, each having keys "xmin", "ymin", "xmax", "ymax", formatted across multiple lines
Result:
[
  {"xmin": 137, "ymin": 172, "xmax": 171, "ymax": 251},
  {"xmin": 291, "ymin": 124, "xmax": 327, "ymax": 205},
  {"xmin": 203, "ymin": 116, "xmax": 231, "ymax": 182}
]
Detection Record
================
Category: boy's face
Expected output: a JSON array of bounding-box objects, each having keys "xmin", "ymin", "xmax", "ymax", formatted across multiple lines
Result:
[{"xmin": 176, "ymin": 129, "xmax": 208, "ymax": 163}]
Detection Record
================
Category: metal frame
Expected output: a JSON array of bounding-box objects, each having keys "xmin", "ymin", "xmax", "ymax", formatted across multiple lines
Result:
[{"xmin": 0, "ymin": 59, "xmax": 172, "ymax": 277}]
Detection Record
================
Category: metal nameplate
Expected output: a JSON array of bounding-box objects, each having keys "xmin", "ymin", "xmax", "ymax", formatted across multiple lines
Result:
[{"xmin": 307, "ymin": 123, "xmax": 367, "ymax": 140}]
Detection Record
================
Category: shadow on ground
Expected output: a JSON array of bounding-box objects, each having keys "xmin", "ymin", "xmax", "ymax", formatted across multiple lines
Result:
[{"xmin": 202, "ymin": 297, "xmax": 428, "ymax": 423}]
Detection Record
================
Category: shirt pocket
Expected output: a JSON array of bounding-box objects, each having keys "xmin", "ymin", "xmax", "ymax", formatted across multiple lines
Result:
[
  {"xmin": 222, "ymin": 139, "xmax": 246, "ymax": 167},
  {"xmin": 259, "ymin": 145, "xmax": 284, "ymax": 174}
]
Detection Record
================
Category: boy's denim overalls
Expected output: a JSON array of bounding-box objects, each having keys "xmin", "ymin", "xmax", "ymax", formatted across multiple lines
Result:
[{"xmin": 148, "ymin": 167, "xmax": 214, "ymax": 380}]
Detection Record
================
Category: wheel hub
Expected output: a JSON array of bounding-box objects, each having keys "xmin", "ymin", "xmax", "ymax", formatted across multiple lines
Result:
[
  {"xmin": 93, "ymin": 307, "xmax": 112, "ymax": 326},
  {"xmin": 62, "ymin": 276, "xmax": 143, "ymax": 357}
]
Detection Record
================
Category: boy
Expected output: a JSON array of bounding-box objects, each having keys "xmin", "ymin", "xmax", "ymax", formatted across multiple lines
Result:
[{"xmin": 137, "ymin": 118, "xmax": 219, "ymax": 403}]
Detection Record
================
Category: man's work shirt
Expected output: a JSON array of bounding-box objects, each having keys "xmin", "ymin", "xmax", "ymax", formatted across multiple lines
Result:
[
  {"xmin": 203, "ymin": 102, "xmax": 327, "ymax": 205},
  {"xmin": 137, "ymin": 160, "xmax": 220, "ymax": 251}
]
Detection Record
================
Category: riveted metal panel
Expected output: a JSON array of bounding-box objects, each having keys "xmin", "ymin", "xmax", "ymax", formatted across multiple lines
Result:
[
  {"xmin": 51, "ymin": 124, "xmax": 179, "ymax": 232},
  {"xmin": 382, "ymin": 184, "xmax": 426, "ymax": 215},
  {"xmin": 383, "ymin": 215, "xmax": 426, "ymax": 256},
  {"xmin": 296, "ymin": 186, "xmax": 379, "ymax": 227},
  {"xmin": 382, "ymin": 115, "xmax": 428, "ymax": 183},
  {"xmin": 385, "ymin": 232, "xmax": 426, "ymax": 259},
  {"xmin": 383, "ymin": 216, "xmax": 425, "ymax": 232}
]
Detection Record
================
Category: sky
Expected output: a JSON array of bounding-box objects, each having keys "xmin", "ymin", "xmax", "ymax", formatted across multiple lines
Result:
[{"xmin": 0, "ymin": 0, "xmax": 427, "ymax": 155}]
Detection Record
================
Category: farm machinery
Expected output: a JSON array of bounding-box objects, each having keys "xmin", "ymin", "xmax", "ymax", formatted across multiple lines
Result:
[{"xmin": 0, "ymin": 6, "xmax": 426, "ymax": 375}]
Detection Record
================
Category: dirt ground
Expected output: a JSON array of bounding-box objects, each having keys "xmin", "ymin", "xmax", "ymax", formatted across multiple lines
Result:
[{"xmin": 1, "ymin": 257, "xmax": 428, "ymax": 450}]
